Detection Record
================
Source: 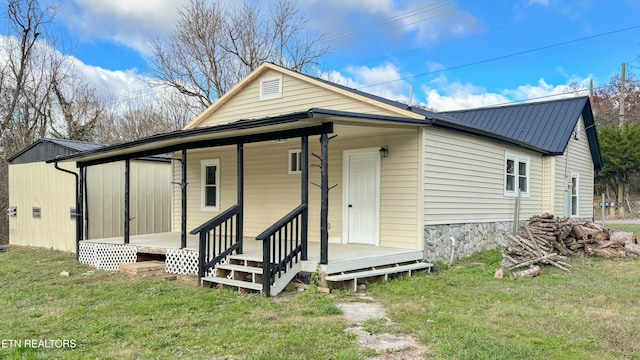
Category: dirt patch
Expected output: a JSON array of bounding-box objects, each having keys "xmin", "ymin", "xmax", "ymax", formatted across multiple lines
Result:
[{"xmin": 338, "ymin": 297, "xmax": 430, "ymax": 359}]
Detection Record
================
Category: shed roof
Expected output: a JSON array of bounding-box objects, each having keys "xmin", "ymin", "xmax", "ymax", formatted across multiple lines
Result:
[
  {"xmin": 9, "ymin": 138, "xmax": 172, "ymax": 165},
  {"xmin": 8, "ymin": 138, "xmax": 104, "ymax": 164}
]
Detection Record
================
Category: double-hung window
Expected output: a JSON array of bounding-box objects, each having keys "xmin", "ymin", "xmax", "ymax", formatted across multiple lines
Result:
[
  {"xmin": 288, "ymin": 149, "xmax": 302, "ymax": 174},
  {"xmin": 201, "ymin": 159, "xmax": 220, "ymax": 211},
  {"xmin": 570, "ymin": 173, "xmax": 579, "ymax": 217},
  {"xmin": 504, "ymin": 153, "xmax": 529, "ymax": 197}
]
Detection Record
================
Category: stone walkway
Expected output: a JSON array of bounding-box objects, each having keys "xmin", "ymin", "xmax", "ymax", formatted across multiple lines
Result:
[{"xmin": 337, "ymin": 296, "xmax": 430, "ymax": 359}]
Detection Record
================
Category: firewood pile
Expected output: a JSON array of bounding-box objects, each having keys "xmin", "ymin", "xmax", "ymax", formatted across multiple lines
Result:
[{"xmin": 501, "ymin": 213, "xmax": 640, "ymax": 273}]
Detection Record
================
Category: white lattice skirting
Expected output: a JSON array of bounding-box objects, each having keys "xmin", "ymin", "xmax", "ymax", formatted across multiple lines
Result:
[
  {"xmin": 78, "ymin": 242, "xmax": 137, "ymax": 271},
  {"xmin": 165, "ymin": 248, "xmax": 199, "ymax": 275}
]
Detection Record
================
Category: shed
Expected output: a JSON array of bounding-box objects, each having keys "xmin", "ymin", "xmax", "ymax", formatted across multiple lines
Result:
[{"xmin": 8, "ymin": 138, "xmax": 171, "ymax": 253}]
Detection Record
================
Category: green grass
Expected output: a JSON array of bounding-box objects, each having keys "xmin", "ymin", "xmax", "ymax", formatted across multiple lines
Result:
[
  {"xmin": 0, "ymin": 247, "xmax": 361, "ymax": 359},
  {"xmin": 2, "ymin": 241, "xmax": 640, "ymax": 359},
  {"xmin": 607, "ymin": 223, "xmax": 640, "ymax": 234},
  {"xmin": 368, "ymin": 250, "xmax": 640, "ymax": 360}
]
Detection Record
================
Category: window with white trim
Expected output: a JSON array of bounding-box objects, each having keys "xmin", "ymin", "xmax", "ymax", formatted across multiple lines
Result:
[
  {"xmin": 504, "ymin": 153, "xmax": 530, "ymax": 197},
  {"xmin": 201, "ymin": 159, "xmax": 220, "ymax": 211},
  {"xmin": 259, "ymin": 75, "xmax": 283, "ymax": 100},
  {"xmin": 288, "ymin": 149, "xmax": 301, "ymax": 174},
  {"xmin": 570, "ymin": 173, "xmax": 579, "ymax": 217}
]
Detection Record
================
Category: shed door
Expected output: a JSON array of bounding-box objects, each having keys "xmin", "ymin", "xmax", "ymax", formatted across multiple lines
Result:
[{"xmin": 346, "ymin": 151, "xmax": 379, "ymax": 245}]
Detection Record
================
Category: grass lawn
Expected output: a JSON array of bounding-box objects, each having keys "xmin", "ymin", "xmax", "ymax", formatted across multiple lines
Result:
[
  {"xmin": 366, "ymin": 223, "xmax": 640, "ymax": 360},
  {"xmin": 2, "ymin": 227, "xmax": 640, "ymax": 359},
  {"xmin": 0, "ymin": 247, "xmax": 360, "ymax": 360}
]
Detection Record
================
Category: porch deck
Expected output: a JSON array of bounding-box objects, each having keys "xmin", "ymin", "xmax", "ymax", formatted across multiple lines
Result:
[{"xmin": 83, "ymin": 232, "xmax": 425, "ymax": 275}]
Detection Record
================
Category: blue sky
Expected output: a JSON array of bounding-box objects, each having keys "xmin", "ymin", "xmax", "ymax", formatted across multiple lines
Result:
[{"xmin": 6, "ymin": 0, "xmax": 640, "ymax": 111}]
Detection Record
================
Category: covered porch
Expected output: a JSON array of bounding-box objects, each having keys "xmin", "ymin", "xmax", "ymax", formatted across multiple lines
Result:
[
  {"xmin": 52, "ymin": 109, "xmax": 431, "ymax": 296},
  {"xmin": 80, "ymin": 232, "xmax": 427, "ymax": 292}
]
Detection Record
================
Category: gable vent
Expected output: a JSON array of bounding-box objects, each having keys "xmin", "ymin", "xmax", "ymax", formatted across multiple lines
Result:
[{"xmin": 260, "ymin": 75, "xmax": 282, "ymax": 100}]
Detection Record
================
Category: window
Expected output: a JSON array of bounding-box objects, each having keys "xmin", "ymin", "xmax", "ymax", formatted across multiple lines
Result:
[
  {"xmin": 201, "ymin": 159, "xmax": 220, "ymax": 211},
  {"xmin": 570, "ymin": 173, "xmax": 579, "ymax": 217},
  {"xmin": 32, "ymin": 207, "xmax": 41, "ymax": 219},
  {"xmin": 289, "ymin": 149, "xmax": 302, "ymax": 174},
  {"xmin": 504, "ymin": 153, "xmax": 529, "ymax": 197},
  {"xmin": 259, "ymin": 75, "xmax": 283, "ymax": 100}
]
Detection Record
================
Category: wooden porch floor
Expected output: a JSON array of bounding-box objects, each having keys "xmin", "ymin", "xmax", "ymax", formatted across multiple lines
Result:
[{"xmin": 84, "ymin": 232, "xmax": 425, "ymax": 275}]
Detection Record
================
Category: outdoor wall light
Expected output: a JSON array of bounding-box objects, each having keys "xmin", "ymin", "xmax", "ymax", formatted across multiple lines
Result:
[
  {"xmin": 379, "ymin": 146, "xmax": 389, "ymax": 158},
  {"xmin": 276, "ymin": 139, "xmax": 287, "ymax": 144}
]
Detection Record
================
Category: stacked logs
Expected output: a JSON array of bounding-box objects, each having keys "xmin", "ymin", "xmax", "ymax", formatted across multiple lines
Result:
[{"xmin": 501, "ymin": 213, "xmax": 640, "ymax": 273}]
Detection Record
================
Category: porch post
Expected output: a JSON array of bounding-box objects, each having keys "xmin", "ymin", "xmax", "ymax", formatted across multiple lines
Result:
[
  {"xmin": 320, "ymin": 133, "xmax": 329, "ymax": 265},
  {"xmin": 301, "ymin": 136, "xmax": 308, "ymax": 260},
  {"xmin": 181, "ymin": 149, "xmax": 187, "ymax": 248},
  {"xmin": 82, "ymin": 167, "xmax": 89, "ymax": 239},
  {"xmin": 77, "ymin": 164, "xmax": 85, "ymax": 259},
  {"xmin": 237, "ymin": 143, "xmax": 244, "ymax": 254},
  {"xmin": 124, "ymin": 159, "xmax": 130, "ymax": 244}
]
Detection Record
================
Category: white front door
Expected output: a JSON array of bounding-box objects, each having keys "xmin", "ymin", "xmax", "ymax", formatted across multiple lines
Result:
[{"xmin": 345, "ymin": 150, "xmax": 379, "ymax": 245}]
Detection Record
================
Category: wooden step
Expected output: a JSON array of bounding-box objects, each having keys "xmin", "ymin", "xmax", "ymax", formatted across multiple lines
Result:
[
  {"xmin": 216, "ymin": 264, "xmax": 263, "ymax": 274},
  {"xmin": 201, "ymin": 276, "xmax": 263, "ymax": 291},
  {"xmin": 325, "ymin": 261, "xmax": 433, "ymax": 282},
  {"xmin": 228, "ymin": 254, "xmax": 263, "ymax": 264},
  {"xmin": 119, "ymin": 260, "xmax": 165, "ymax": 274}
]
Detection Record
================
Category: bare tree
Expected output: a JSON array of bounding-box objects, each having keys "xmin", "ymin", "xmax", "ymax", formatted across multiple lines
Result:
[
  {"xmin": 146, "ymin": 0, "xmax": 329, "ymax": 110},
  {"xmin": 50, "ymin": 73, "xmax": 104, "ymax": 141}
]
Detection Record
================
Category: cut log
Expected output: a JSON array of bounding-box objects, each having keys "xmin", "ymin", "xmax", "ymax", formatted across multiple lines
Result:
[
  {"xmin": 510, "ymin": 265, "xmax": 541, "ymax": 280},
  {"xmin": 494, "ymin": 268, "xmax": 504, "ymax": 279},
  {"xmin": 609, "ymin": 231, "xmax": 639, "ymax": 245}
]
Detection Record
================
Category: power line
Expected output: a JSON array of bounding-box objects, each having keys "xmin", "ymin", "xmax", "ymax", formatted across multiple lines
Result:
[
  {"xmin": 357, "ymin": 24, "xmax": 640, "ymax": 90},
  {"xmin": 346, "ymin": 0, "xmax": 606, "ymax": 67}
]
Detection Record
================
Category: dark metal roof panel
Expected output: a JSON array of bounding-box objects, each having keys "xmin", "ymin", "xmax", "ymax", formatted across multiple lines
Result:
[
  {"xmin": 8, "ymin": 138, "xmax": 104, "ymax": 164},
  {"xmin": 442, "ymin": 97, "xmax": 590, "ymax": 154}
]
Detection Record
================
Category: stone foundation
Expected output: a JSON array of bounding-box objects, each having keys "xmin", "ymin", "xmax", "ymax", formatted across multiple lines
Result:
[{"xmin": 424, "ymin": 221, "xmax": 513, "ymax": 262}]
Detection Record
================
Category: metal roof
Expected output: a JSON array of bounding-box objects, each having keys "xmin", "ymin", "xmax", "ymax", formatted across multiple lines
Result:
[
  {"xmin": 8, "ymin": 138, "xmax": 104, "ymax": 164},
  {"xmin": 441, "ymin": 96, "xmax": 602, "ymax": 170},
  {"xmin": 46, "ymin": 108, "xmax": 426, "ymax": 167}
]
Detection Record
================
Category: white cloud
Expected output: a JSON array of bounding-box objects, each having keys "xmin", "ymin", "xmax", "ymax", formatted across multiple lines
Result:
[
  {"xmin": 320, "ymin": 63, "xmax": 410, "ymax": 102},
  {"xmin": 420, "ymin": 75, "xmax": 590, "ymax": 112},
  {"xmin": 71, "ymin": 58, "xmax": 150, "ymax": 98},
  {"xmin": 295, "ymin": 0, "xmax": 485, "ymax": 47},
  {"xmin": 527, "ymin": 0, "xmax": 550, "ymax": 6},
  {"xmin": 58, "ymin": 0, "xmax": 188, "ymax": 55}
]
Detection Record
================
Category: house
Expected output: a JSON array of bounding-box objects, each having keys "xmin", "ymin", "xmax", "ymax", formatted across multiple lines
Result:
[
  {"xmin": 8, "ymin": 138, "xmax": 172, "ymax": 253},
  {"xmin": 49, "ymin": 63, "xmax": 602, "ymax": 296}
]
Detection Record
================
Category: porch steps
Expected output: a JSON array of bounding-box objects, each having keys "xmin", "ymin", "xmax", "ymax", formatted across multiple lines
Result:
[
  {"xmin": 201, "ymin": 254, "xmax": 298, "ymax": 296},
  {"xmin": 118, "ymin": 260, "xmax": 177, "ymax": 280},
  {"xmin": 325, "ymin": 260, "xmax": 432, "ymax": 292}
]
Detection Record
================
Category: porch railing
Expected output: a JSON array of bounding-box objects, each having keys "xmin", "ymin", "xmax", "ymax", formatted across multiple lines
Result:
[
  {"xmin": 256, "ymin": 203, "xmax": 307, "ymax": 297},
  {"xmin": 190, "ymin": 204, "xmax": 241, "ymax": 284}
]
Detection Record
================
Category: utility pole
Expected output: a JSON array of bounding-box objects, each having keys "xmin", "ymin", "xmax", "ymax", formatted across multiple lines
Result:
[
  {"xmin": 619, "ymin": 63, "xmax": 626, "ymax": 129},
  {"xmin": 617, "ymin": 63, "xmax": 626, "ymax": 216}
]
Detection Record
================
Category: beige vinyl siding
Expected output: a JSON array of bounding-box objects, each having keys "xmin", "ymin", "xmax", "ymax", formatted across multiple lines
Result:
[
  {"xmin": 86, "ymin": 160, "xmax": 172, "ymax": 239},
  {"xmin": 197, "ymin": 69, "xmax": 416, "ymax": 127},
  {"xmin": 172, "ymin": 127, "xmax": 422, "ymax": 250},
  {"xmin": 553, "ymin": 115, "xmax": 595, "ymax": 219},
  {"xmin": 9, "ymin": 162, "xmax": 77, "ymax": 252},
  {"xmin": 423, "ymin": 127, "xmax": 544, "ymax": 225},
  {"xmin": 542, "ymin": 156, "xmax": 555, "ymax": 213}
]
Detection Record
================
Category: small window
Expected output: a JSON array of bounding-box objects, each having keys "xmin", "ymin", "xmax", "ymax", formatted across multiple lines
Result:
[
  {"xmin": 32, "ymin": 207, "xmax": 41, "ymax": 219},
  {"xmin": 504, "ymin": 153, "xmax": 530, "ymax": 197},
  {"xmin": 570, "ymin": 173, "xmax": 579, "ymax": 217},
  {"xmin": 201, "ymin": 159, "xmax": 220, "ymax": 211},
  {"xmin": 289, "ymin": 149, "xmax": 302, "ymax": 174},
  {"xmin": 7, "ymin": 206, "xmax": 17, "ymax": 217},
  {"xmin": 260, "ymin": 75, "xmax": 283, "ymax": 100}
]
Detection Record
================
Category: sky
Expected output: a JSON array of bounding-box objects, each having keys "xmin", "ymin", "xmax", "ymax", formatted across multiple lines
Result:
[{"xmin": 6, "ymin": 0, "xmax": 640, "ymax": 111}]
